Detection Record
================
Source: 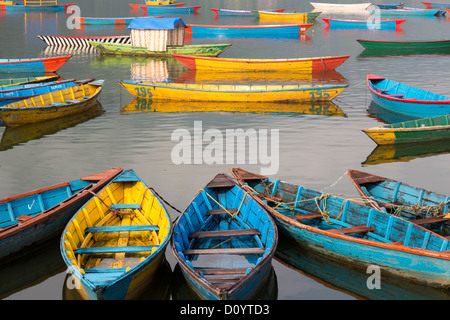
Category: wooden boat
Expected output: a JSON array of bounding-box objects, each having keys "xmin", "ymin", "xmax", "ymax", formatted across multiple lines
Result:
[
  {"xmin": 323, "ymin": 17, "xmax": 406, "ymax": 29},
  {"xmin": 370, "ymin": 8, "xmax": 446, "ymax": 15},
  {"xmin": 363, "ymin": 113, "xmax": 450, "ymax": 145},
  {"xmin": 231, "ymin": 168, "xmax": 450, "ymax": 288},
  {"xmin": 61, "ymin": 169, "xmax": 172, "ymax": 300},
  {"xmin": 186, "ymin": 23, "xmax": 313, "ymax": 36},
  {"xmin": 145, "ymin": 0, "xmax": 178, "ymax": 4},
  {"xmin": 129, "ymin": 3, "xmax": 184, "ymax": 10},
  {"xmin": 90, "ymin": 41, "xmax": 231, "ymax": 57},
  {"xmin": 0, "ymin": 75, "xmax": 58, "ymax": 88},
  {"xmin": 211, "ymin": 8, "xmax": 284, "ymax": 16},
  {"xmin": 171, "ymin": 54, "xmax": 350, "ymax": 72},
  {"xmin": 366, "ymin": 74, "xmax": 450, "ymax": 119},
  {"xmin": 253, "ymin": 10, "xmax": 321, "ymax": 23},
  {"xmin": 139, "ymin": 5, "xmax": 201, "ymax": 14},
  {"xmin": 38, "ymin": 35, "xmax": 131, "ymax": 48},
  {"xmin": 422, "ymin": 1, "xmax": 450, "ymax": 8},
  {"xmin": 74, "ymin": 17, "xmax": 137, "ymax": 26},
  {"xmin": 0, "ymin": 79, "xmax": 91, "ymax": 106},
  {"xmin": 309, "ymin": 2, "xmax": 371, "ymax": 12},
  {"xmin": 170, "ymin": 173, "xmax": 277, "ymax": 300},
  {"xmin": 0, "ymin": 80, "xmax": 104, "ymax": 126},
  {"xmin": 357, "ymin": 38, "xmax": 450, "ymax": 51},
  {"xmin": 119, "ymin": 80, "xmax": 348, "ymax": 102},
  {"xmin": 0, "ymin": 168, "xmax": 123, "ymax": 261},
  {"xmin": 347, "ymin": 169, "xmax": 450, "ymax": 232},
  {"xmin": 0, "ymin": 0, "xmax": 75, "ymax": 11},
  {"xmin": 372, "ymin": 2, "xmax": 404, "ymax": 9},
  {"xmin": 0, "ymin": 55, "xmax": 71, "ymax": 73}
]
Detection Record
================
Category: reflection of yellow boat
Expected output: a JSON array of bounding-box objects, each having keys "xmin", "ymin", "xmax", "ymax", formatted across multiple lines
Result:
[
  {"xmin": 186, "ymin": 69, "xmax": 349, "ymax": 85},
  {"xmin": 120, "ymin": 98, "xmax": 347, "ymax": 117},
  {"xmin": 119, "ymin": 80, "xmax": 348, "ymax": 102},
  {"xmin": 0, "ymin": 102, "xmax": 103, "ymax": 151},
  {"xmin": 362, "ymin": 140, "xmax": 450, "ymax": 166}
]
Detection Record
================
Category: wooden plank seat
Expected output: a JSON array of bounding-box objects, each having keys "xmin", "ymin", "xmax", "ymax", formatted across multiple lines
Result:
[
  {"xmin": 83, "ymin": 267, "xmax": 129, "ymax": 273},
  {"xmin": 74, "ymin": 245, "xmax": 158, "ymax": 254},
  {"xmin": 184, "ymin": 248, "xmax": 266, "ymax": 255},
  {"xmin": 85, "ymin": 225, "xmax": 159, "ymax": 233},
  {"xmin": 206, "ymin": 208, "xmax": 238, "ymax": 215},
  {"xmin": 188, "ymin": 228, "xmax": 260, "ymax": 239},
  {"xmin": 65, "ymin": 100, "xmax": 80, "ymax": 103},
  {"xmin": 110, "ymin": 204, "xmax": 140, "ymax": 210},
  {"xmin": 195, "ymin": 267, "xmax": 249, "ymax": 275},
  {"xmin": 328, "ymin": 225, "xmax": 375, "ymax": 235},
  {"xmin": 413, "ymin": 216, "xmax": 450, "ymax": 225},
  {"xmin": 291, "ymin": 213, "xmax": 323, "ymax": 220}
]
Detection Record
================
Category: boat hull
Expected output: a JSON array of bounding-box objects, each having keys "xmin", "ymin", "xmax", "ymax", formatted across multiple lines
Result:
[
  {"xmin": 74, "ymin": 17, "xmax": 136, "ymax": 25},
  {"xmin": 310, "ymin": 2, "xmax": 371, "ymax": 12},
  {"xmin": 366, "ymin": 74, "xmax": 450, "ymax": 119},
  {"xmin": 422, "ymin": 1, "xmax": 450, "ymax": 8},
  {"xmin": 90, "ymin": 41, "xmax": 231, "ymax": 57},
  {"xmin": 0, "ymin": 3, "xmax": 74, "ymax": 11},
  {"xmin": 363, "ymin": 114, "xmax": 450, "ymax": 145},
  {"xmin": 140, "ymin": 5, "xmax": 200, "ymax": 13},
  {"xmin": 357, "ymin": 39, "xmax": 450, "ymax": 50},
  {"xmin": 0, "ymin": 80, "xmax": 104, "ymax": 126},
  {"xmin": 38, "ymin": 35, "xmax": 131, "ymax": 48},
  {"xmin": 0, "ymin": 168, "xmax": 123, "ymax": 260},
  {"xmin": 171, "ymin": 54, "xmax": 350, "ymax": 72},
  {"xmin": 371, "ymin": 8, "xmax": 445, "ymax": 15},
  {"xmin": 119, "ymin": 81, "xmax": 348, "ymax": 102},
  {"xmin": 0, "ymin": 55, "xmax": 71, "ymax": 73},
  {"xmin": 186, "ymin": 23, "xmax": 313, "ymax": 36},
  {"xmin": 255, "ymin": 11, "xmax": 321, "ymax": 23},
  {"xmin": 323, "ymin": 18, "xmax": 405, "ymax": 29}
]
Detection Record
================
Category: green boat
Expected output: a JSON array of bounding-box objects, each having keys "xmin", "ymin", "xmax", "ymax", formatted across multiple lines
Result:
[
  {"xmin": 363, "ymin": 114, "xmax": 450, "ymax": 145},
  {"xmin": 89, "ymin": 41, "xmax": 231, "ymax": 57},
  {"xmin": 357, "ymin": 39, "xmax": 450, "ymax": 51}
]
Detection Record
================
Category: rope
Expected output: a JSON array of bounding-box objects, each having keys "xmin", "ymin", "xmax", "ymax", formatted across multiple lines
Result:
[
  {"xmin": 198, "ymin": 188, "xmax": 247, "ymax": 219},
  {"xmin": 148, "ymin": 187, "xmax": 183, "ymax": 214},
  {"xmin": 86, "ymin": 190, "xmax": 135, "ymax": 216}
]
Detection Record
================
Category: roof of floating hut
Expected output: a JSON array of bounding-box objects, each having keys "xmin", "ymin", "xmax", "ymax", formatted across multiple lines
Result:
[{"xmin": 128, "ymin": 17, "xmax": 187, "ymax": 30}]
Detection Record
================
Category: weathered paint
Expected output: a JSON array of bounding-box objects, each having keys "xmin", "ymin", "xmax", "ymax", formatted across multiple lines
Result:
[
  {"xmin": 171, "ymin": 54, "xmax": 350, "ymax": 72},
  {"xmin": 61, "ymin": 169, "xmax": 172, "ymax": 300},
  {"xmin": 119, "ymin": 81, "xmax": 348, "ymax": 102},
  {"xmin": 90, "ymin": 41, "xmax": 231, "ymax": 57}
]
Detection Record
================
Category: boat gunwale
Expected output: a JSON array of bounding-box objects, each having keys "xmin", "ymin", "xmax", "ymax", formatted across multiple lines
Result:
[
  {"xmin": 171, "ymin": 54, "xmax": 351, "ymax": 64},
  {"xmin": 358, "ymin": 38, "xmax": 450, "ymax": 44}
]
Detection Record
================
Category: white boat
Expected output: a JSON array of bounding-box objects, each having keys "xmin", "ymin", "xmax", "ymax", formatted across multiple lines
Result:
[{"xmin": 310, "ymin": 2, "xmax": 372, "ymax": 12}]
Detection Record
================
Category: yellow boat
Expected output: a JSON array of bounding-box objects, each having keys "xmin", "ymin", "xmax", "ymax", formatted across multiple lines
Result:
[
  {"xmin": 253, "ymin": 10, "xmax": 322, "ymax": 23},
  {"xmin": 0, "ymin": 80, "xmax": 103, "ymax": 127},
  {"xmin": 172, "ymin": 54, "xmax": 350, "ymax": 72},
  {"xmin": 119, "ymin": 80, "xmax": 348, "ymax": 102},
  {"xmin": 60, "ymin": 169, "xmax": 172, "ymax": 300},
  {"xmin": 145, "ymin": 0, "xmax": 177, "ymax": 4},
  {"xmin": 121, "ymin": 98, "xmax": 347, "ymax": 117}
]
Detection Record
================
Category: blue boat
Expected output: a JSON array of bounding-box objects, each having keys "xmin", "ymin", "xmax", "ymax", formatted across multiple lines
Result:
[
  {"xmin": 0, "ymin": 55, "xmax": 71, "ymax": 73},
  {"xmin": 170, "ymin": 173, "xmax": 278, "ymax": 300},
  {"xmin": 366, "ymin": 74, "xmax": 450, "ymax": 119},
  {"xmin": 347, "ymin": 169, "xmax": 450, "ymax": 235},
  {"xmin": 0, "ymin": 1, "xmax": 74, "ymax": 11},
  {"xmin": 60, "ymin": 169, "xmax": 172, "ymax": 300},
  {"xmin": 186, "ymin": 23, "xmax": 313, "ymax": 37},
  {"xmin": 371, "ymin": 7, "xmax": 445, "ymax": 15},
  {"xmin": 372, "ymin": 2, "xmax": 404, "ymax": 9},
  {"xmin": 0, "ymin": 79, "xmax": 92, "ymax": 106},
  {"xmin": 322, "ymin": 17, "xmax": 406, "ymax": 30},
  {"xmin": 0, "ymin": 168, "xmax": 122, "ymax": 261},
  {"xmin": 231, "ymin": 168, "xmax": 450, "ymax": 288},
  {"xmin": 139, "ymin": 4, "xmax": 201, "ymax": 14}
]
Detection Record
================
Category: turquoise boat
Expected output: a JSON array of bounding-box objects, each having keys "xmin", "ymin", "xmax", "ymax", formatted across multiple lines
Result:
[
  {"xmin": 0, "ymin": 1, "xmax": 75, "ymax": 11},
  {"xmin": 367, "ymin": 73, "xmax": 450, "ymax": 119},
  {"xmin": 0, "ymin": 168, "xmax": 122, "ymax": 261},
  {"xmin": 231, "ymin": 168, "xmax": 450, "ymax": 288},
  {"xmin": 371, "ymin": 7, "xmax": 445, "ymax": 15},
  {"xmin": 60, "ymin": 169, "xmax": 172, "ymax": 300},
  {"xmin": 171, "ymin": 174, "xmax": 277, "ymax": 300}
]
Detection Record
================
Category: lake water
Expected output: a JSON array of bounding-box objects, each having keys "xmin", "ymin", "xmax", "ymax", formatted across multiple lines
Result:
[{"xmin": 0, "ymin": 0, "xmax": 449, "ymax": 300}]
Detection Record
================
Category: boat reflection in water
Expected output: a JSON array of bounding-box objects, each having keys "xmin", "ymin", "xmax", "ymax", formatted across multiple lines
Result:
[
  {"xmin": 0, "ymin": 239, "xmax": 64, "ymax": 299},
  {"xmin": 171, "ymin": 263, "xmax": 278, "ymax": 300},
  {"xmin": 275, "ymin": 236, "xmax": 450, "ymax": 300},
  {"xmin": 0, "ymin": 102, "xmax": 104, "ymax": 151},
  {"xmin": 63, "ymin": 258, "xmax": 172, "ymax": 300},
  {"xmin": 121, "ymin": 98, "xmax": 347, "ymax": 117}
]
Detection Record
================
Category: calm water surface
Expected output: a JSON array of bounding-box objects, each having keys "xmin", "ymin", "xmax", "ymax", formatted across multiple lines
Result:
[{"xmin": 0, "ymin": 0, "xmax": 449, "ymax": 300}]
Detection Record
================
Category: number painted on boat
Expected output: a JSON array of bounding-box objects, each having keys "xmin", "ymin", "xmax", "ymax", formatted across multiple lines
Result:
[
  {"xmin": 309, "ymin": 90, "xmax": 330, "ymax": 99},
  {"xmin": 134, "ymin": 86, "xmax": 153, "ymax": 98}
]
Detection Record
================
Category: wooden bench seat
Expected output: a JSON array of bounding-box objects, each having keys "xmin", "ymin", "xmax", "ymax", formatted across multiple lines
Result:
[
  {"xmin": 74, "ymin": 245, "xmax": 158, "ymax": 254},
  {"xmin": 188, "ymin": 228, "xmax": 260, "ymax": 239},
  {"xmin": 195, "ymin": 267, "xmax": 249, "ymax": 275},
  {"xmin": 110, "ymin": 204, "xmax": 140, "ymax": 210},
  {"xmin": 413, "ymin": 216, "xmax": 450, "ymax": 225},
  {"xmin": 328, "ymin": 225, "xmax": 375, "ymax": 235},
  {"xmin": 291, "ymin": 213, "xmax": 323, "ymax": 220},
  {"xmin": 184, "ymin": 248, "xmax": 265, "ymax": 255},
  {"xmin": 206, "ymin": 208, "xmax": 238, "ymax": 215},
  {"xmin": 85, "ymin": 225, "xmax": 159, "ymax": 233}
]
